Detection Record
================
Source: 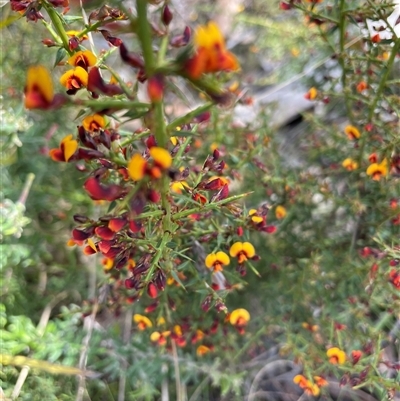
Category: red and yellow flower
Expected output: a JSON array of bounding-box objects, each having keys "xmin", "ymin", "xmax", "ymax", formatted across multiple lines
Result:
[
  {"xmin": 60, "ymin": 66, "xmax": 88, "ymax": 94},
  {"xmin": 49, "ymin": 134, "xmax": 78, "ymax": 162},
  {"xmin": 302, "ymin": 322, "xmax": 319, "ymax": 332},
  {"xmin": 229, "ymin": 242, "xmax": 255, "ymax": 264},
  {"xmin": 293, "ymin": 375, "xmax": 320, "ymax": 396},
  {"xmin": 344, "ymin": 125, "xmax": 361, "ymax": 140},
  {"xmin": 205, "ymin": 251, "xmax": 230, "ymax": 272},
  {"xmin": 184, "ymin": 22, "xmax": 239, "ymax": 79},
  {"xmin": 304, "ymin": 87, "xmax": 318, "ymax": 100},
  {"xmin": 229, "ymin": 308, "xmax": 250, "ymax": 334},
  {"xmin": 275, "ymin": 205, "xmax": 287, "ymax": 219},
  {"xmin": 82, "ymin": 114, "xmax": 106, "ymax": 132},
  {"xmin": 249, "ymin": 209, "xmax": 264, "ymax": 224},
  {"xmin": 366, "ymin": 159, "xmax": 388, "ymax": 181},
  {"xmin": 327, "ymin": 347, "xmax": 346, "ymax": 364},
  {"xmin": 133, "ymin": 314, "xmax": 153, "ymax": 330},
  {"xmin": 24, "ymin": 65, "xmax": 54, "ymax": 109},
  {"xmin": 150, "ymin": 330, "xmax": 171, "ymax": 346},
  {"xmin": 128, "ymin": 147, "xmax": 172, "ymax": 181},
  {"xmin": 68, "ymin": 50, "xmax": 97, "ymax": 70},
  {"xmin": 196, "ymin": 345, "xmax": 212, "ymax": 356},
  {"xmin": 342, "ymin": 158, "xmax": 358, "ymax": 171}
]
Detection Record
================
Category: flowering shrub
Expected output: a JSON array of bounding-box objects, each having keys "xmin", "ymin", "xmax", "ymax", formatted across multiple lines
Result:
[{"xmin": 1, "ymin": 0, "xmax": 399, "ymax": 399}]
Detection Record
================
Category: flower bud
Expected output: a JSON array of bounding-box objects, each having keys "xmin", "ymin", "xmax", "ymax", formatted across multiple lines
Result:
[{"xmin": 162, "ymin": 5, "xmax": 173, "ymax": 26}]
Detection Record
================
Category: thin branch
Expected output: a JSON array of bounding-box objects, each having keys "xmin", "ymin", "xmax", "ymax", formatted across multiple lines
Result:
[
  {"xmin": 76, "ymin": 301, "xmax": 99, "ymax": 401},
  {"xmin": 171, "ymin": 340, "xmax": 182, "ymax": 401},
  {"xmin": 118, "ymin": 309, "xmax": 133, "ymax": 401}
]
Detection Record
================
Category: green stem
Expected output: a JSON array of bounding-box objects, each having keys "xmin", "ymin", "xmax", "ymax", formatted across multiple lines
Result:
[
  {"xmin": 145, "ymin": 231, "xmax": 171, "ymax": 283},
  {"xmin": 18, "ymin": 173, "xmax": 35, "ymax": 206},
  {"xmin": 77, "ymin": 20, "xmax": 102, "ymax": 38},
  {"xmin": 77, "ymin": 100, "xmax": 150, "ymax": 111},
  {"xmin": 120, "ymin": 130, "xmax": 151, "ymax": 147},
  {"xmin": 44, "ymin": 4, "xmax": 72, "ymax": 55},
  {"xmin": 42, "ymin": 20, "xmax": 62, "ymax": 44},
  {"xmin": 154, "ymin": 102, "xmax": 167, "ymax": 148},
  {"xmin": 157, "ymin": 35, "xmax": 169, "ymax": 65},
  {"xmin": 172, "ymin": 192, "xmax": 252, "ymax": 221},
  {"xmin": 167, "ymin": 103, "xmax": 213, "ymax": 130},
  {"xmin": 136, "ymin": 0, "xmax": 155, "ymax": 75}
]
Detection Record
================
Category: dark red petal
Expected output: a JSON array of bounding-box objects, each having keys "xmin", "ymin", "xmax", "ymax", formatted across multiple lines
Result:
[
  {"xmin": 261, "ymin": 225, "xmax": 277, "ymax": 234},
  {"xmin": 211, "ymin": 184, "xmax": 229, "ymax": 202},
  {"xmin": 88, "ymin": 67, "xmax": 123, "ymax": 96},
  {"xmin": 108, "ymin": 218, "xmax": 127, "ymax": 232},
  {"xmin": 95, "ymin": 226, "xmax": 115, "ymax": 240},
  {"xmin": 119, "ymin": 42, "xmax": 144, "ymax": 68},
  {"xmin": 84, "ymin": 176, "xmax": 122, "ymax": 201},
  {"xmin": 72, "ymin": 228, "xmax": 91, "ymax": 241},
  {"xmin": 98, "ymin": 240, "xmax": 113, "ymax": 254},
  {"xmin": 103, "ymin": 246, "xmax": 121, "ymax": 259}
]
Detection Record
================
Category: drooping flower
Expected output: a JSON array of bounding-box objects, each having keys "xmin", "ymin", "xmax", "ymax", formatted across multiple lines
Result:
[
  {"xmin": 60, "ymin": 66, "xmax": 88, "ymax": 95},
  {"xmin": 68, "ymin": 50, "xmax": 97, "ymax": 70},
  {"xmin": 275, "ymin": 205, "xmax": 287, "ymax": 219},
  {"xmin": 184, "ymin": 22, "xmax": 239, "ymax": 79},
  {"xmin": 133, "ymin": 314, "xmax": 153, "ymax": 330},
  {"xmin": 366, "ymin": 159, "xmax": 388, "ymax": 180},
  {"xmin": 342, "ymin": 158, "xmax": 358, "ymax": 171},
  {"xmin": 344, "ymin": 125, "xmax": 360, "ymax": 140},
  {"xmin": 229, "ymin": 242, "xmax": 256, "ymax": 264},
  {"xmin": 128, "ymin": 147, "xmax": 172, "ymax": 181},
  {"xmin": 205, "ymin": 251, "xmax": 230, "ymax": 272},
  {"xmin": 24, "ymin": 65, "xmax": 54, "ymax": 109},
  {"xmin": 327, "ymin": 347, "xmax": 346, "ymax": 364},
  {"xmin": 82, "ymin": 114, "xmax": 106, "ymax": 132},
  {"xmin": 49, "ymin": 134, "xmax": 78, "ymax": 162}
]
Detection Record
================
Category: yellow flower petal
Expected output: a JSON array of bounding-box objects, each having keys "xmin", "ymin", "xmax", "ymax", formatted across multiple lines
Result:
[
  {"xmin": 82, "ymin": 114, "xmax": 106, "ymax": 131},
  {"xmin": 149, "ymin": 147, "xmax": 172, "ymax": 169},
  {"xmin": 205, "ymin": 253, "xmax": 217, "ymax": 268},
  {"xmin": 275, "ymin": 205, "xmax": 287, "ymax": 219},
  {"xmin": 215, "ymin": 251, "xmax": 230, "ymax": 266},
  {"xmin": 229, "ymin": 242, "xmax": 243, "ymax": 257},
  {"xmin": 27, "ymin": 65, "xmax": 54, "ymax": 103},
  {"xmin": 133, "ymin": 314, "xmax": 152, "ymax": 329},
  {"xmin": 61, "ymin": 134, "xmax": 78, "ymax": 162},
  {"xmin": 344, "ymin": 125, "xmax": 360, "ymax": 140},
  {"xmin": 128, "ymin": 153, "xmax": 147, "ymax": 181},
  {"xmin": 242, "ymin": 242, "xmax": 255, "ymax": 258},
  {"xmin": 68, "ymin": 50, "xmax": 97, "ymax": 68}
]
